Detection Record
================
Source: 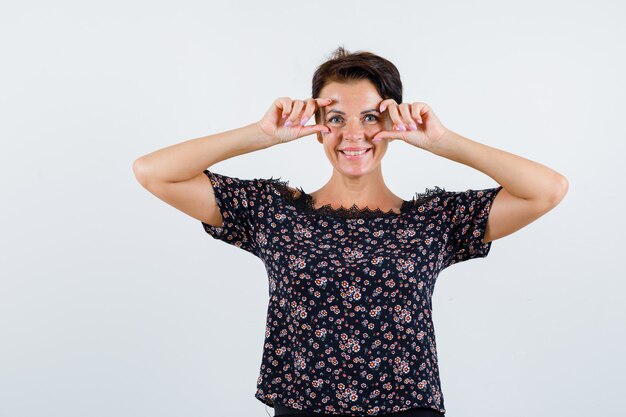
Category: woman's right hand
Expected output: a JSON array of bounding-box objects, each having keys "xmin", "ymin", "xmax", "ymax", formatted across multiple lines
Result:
[{"xmin": 256, "ymin": 97, "xmax": 333, "ymax": 145}]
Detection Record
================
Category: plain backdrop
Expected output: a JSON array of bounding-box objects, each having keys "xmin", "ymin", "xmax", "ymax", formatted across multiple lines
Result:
[{"xmin": 1, "ymin": 1, "xmax": 624, "ymax": 416}]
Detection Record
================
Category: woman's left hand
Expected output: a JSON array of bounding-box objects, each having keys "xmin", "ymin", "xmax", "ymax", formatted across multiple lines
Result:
[{"xmin": 373, "ymin": 100, "xmax": 449, "ymax": 150}]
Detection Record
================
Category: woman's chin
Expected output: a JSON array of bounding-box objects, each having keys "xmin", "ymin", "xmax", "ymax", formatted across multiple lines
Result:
[{"xmin": 334, "ymin": 163, "xmax": 375, "ymax": 177}]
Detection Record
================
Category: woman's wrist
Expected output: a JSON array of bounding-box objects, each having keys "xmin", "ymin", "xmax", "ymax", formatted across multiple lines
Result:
[
  {"xmin": 423, "ymin": 127, "xmax": 452, "ymax": 154},
  {"xmin": 253, "ymin": 121, "xmax": 279, "ymax": 148}
]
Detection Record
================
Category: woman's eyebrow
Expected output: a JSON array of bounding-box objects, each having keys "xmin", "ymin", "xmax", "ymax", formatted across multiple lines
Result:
[{"xmin": 327, "ymin": 109, "xmax": 380, "ymax": 115}]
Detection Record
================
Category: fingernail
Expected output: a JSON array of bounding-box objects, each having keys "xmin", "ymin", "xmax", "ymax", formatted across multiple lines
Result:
[
  {"xmin": 285, "ymin": 120, "xmax": 292, "ymax": 127},
  {"xmin": 409, "ymin": 123, "xmax": 417, "ymax": 131},
  {"xmin": 373, "ymin": 138, "xmax": 381, "ymax": 142},
  {"xmin": 397, "ymin": 123, "xmax": 406, "ymax": 131},
  {"xmin": 301, "ymin": 117, "xmax": 309, "ymax": 126}
]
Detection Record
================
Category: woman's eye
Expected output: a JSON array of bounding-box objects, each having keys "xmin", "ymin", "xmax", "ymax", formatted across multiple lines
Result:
[{"xmin": 327, "ymin": 115, "xmax": 379, "ymax": 123}]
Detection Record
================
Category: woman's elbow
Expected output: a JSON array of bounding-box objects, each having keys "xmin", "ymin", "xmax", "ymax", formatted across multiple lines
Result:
[{"xmin": 549, "ymin": 174, "xmax": 569, "ymax": 206}]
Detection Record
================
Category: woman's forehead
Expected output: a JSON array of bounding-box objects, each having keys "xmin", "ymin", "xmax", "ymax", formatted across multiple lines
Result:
[
  {"xmin": 320, "ymin": 80, "xmax": 381, "ymax": 98},
  {"xmin": 319, "ymin": 98, "xmax": 383, "ymax": 116},
  {"xmin": 318, "ymin": 81, "xmax": 383, "ymax": 117}
]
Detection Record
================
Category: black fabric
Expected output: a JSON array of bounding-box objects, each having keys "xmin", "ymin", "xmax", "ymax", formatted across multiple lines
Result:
[
  {"xmin": 274, "ymin": 401, "xmax": 445, "ymax": 416},
  {"xmin": 201, "ymin": 169, "xmax": 502, "ymax": 416}
]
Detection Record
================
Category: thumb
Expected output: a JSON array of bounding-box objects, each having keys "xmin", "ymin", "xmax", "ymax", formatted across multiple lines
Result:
[
  {"xmin": 373, "ymin": 130, "xmax": 401, "ymax": 142},
  {"xmin": 300, "ymin": 124, "xmax": 330, "ymax": 137}
]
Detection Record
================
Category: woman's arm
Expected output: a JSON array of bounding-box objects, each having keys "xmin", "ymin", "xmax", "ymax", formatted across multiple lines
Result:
[
  {"xmin": 428, "ymin": 129, "xmax": 569, "ymax": 243},
  {"xmin": 131, "ymin": 97, "xmax": 330, "ymax": 227},
  {"xmin": 133, "ymin": 122, "xmax": 274, "ymax": 185},
  {"xmin": 372, "ymin": 99, "xmax": 568, "ymax": 244},
  {"xmin": 132, "ymin": 94, "xmax": 332, "ymax": 184},
  {"xmin": 131, "ymin": 122, "xmax": 274, "ymax": 227}
]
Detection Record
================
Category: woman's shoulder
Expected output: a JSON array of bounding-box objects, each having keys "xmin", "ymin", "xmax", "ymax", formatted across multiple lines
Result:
[
  {"xmin": 203, "ymin": 170, "xmax": 301, "ymax": 207},
  {"xmin": 261, "ymin": 176, "xmax": 307, "ymax": 203},
  {"xmin": 406, "ymin": 185, "xmax": 449, "ymax": 208}
]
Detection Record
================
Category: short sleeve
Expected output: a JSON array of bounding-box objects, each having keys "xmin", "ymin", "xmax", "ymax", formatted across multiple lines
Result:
[
  {"xmin": 441, "ymin": 185, "xmax": 503, "ymax": 269},
  {"xmin": 200, "ymin": 169, "xmax": 265, "ymax": 257}
]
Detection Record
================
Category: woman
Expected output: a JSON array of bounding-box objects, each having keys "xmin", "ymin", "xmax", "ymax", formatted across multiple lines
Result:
[{"xmin": 133, "ymin": 47, "xmax": 568, "ymax": 416}]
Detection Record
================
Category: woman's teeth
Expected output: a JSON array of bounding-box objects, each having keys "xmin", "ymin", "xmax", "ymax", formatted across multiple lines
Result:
[{"xmin": 342, "ymin": 149, "xmax": 368, "ymax": 156}]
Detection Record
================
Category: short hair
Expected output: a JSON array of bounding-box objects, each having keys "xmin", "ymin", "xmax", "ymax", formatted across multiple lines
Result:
[{"xmin": 312, "ymin": 46, "xmax": 403, "ymax": 123}]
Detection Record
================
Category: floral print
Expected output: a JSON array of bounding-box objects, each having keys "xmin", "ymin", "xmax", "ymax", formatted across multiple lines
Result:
[{"xmin": 200, "ymin": 169, "xmax": 503, "ymax": 416}]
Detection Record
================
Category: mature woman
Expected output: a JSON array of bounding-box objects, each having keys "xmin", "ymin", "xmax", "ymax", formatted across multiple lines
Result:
[{"xmin": 133, "ymin": 47, "xmax": 568, "ymax": 417}]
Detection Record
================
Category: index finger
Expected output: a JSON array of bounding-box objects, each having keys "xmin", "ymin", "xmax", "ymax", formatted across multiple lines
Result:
[
  {"xmin": 379, "ymin": 98, "xmax": 396, "ymax": 113},
  {"xmin": 314, "ymin": 97, "xmax": 333, "ymax": 121},
  {"xmin": 315, "ymin": 97, "xmax": 333, "ymax": 107}
]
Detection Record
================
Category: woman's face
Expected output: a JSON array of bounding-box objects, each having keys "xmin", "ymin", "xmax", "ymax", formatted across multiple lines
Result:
[{"xmin": 316, "ymin": 79, "xmax": 391, "ymax": 178}]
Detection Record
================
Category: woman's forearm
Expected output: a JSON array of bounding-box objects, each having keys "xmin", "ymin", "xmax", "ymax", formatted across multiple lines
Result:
[
  {"xmin": 133, "ymin": 122, "xmax": 274, "ymax": 184},
  {"xmin": 428, "ymin": 129, "xmax": 568, "ymax": 203}
]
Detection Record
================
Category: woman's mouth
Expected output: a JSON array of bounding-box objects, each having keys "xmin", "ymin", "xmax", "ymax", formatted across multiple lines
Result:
[{"xmin": 338, "ymin": 148, "xmax": 372, "ymax": 160}]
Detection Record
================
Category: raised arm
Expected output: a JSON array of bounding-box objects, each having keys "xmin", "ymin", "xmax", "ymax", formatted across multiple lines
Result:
[
  {"xmin": 371, "ymin": 99, "xmax": 569, "ymax": 244},
  {"xmin": 132, "ymin": 96, "xmax": 332, "ymax": 227},
  {"xmin": 132, "ymin": 122, "xmax": 276, "ymax": 226},
  {"xmin": 428, "ymin": 129, "xmax": 569, "ymax": 243}
]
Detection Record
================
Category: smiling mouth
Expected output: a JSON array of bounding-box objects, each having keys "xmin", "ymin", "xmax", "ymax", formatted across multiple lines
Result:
[{"xmin": 338, "ymin": 148, "xmax": 372, "ymax": 158}]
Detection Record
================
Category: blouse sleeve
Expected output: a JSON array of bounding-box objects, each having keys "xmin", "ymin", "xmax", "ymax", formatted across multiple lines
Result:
[
  {"xmin": 200, "ymin": 169, "xmax": 265, "ymax": 257},
  {"xmin": 441, "ymin": 185, "xmax": 503, "ymax": 269}
]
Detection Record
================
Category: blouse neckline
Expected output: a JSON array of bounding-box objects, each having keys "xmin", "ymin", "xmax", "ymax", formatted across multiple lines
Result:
[
  {"xmin": 302, "ymin": 192, "xmax": 411, "ymax": 218},
  {"xmin": 266, "ymin": 177, "xmax": 447, "ymax": 220}
]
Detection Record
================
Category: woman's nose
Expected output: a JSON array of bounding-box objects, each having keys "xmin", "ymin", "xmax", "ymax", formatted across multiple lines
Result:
[{"xmin": 342, "ymin": 119, "xmax": 365, "ymax": 139}]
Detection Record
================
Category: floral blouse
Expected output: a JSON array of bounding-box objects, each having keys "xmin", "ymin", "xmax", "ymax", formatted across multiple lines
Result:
[{"xmin": 200, "ymin": 169, "xmax": 503, "ymax": 416}]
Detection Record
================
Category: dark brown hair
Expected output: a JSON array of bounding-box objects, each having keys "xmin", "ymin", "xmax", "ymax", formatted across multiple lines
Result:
[{"xmin": 312, "ymin": 46, "xmax": 403, "ymax": 123}]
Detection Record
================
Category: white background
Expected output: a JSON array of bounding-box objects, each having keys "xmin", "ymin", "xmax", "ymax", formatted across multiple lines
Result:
[{"xmin": 1, "ymin": 1, "xmax": 624, "ymax": 416}]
